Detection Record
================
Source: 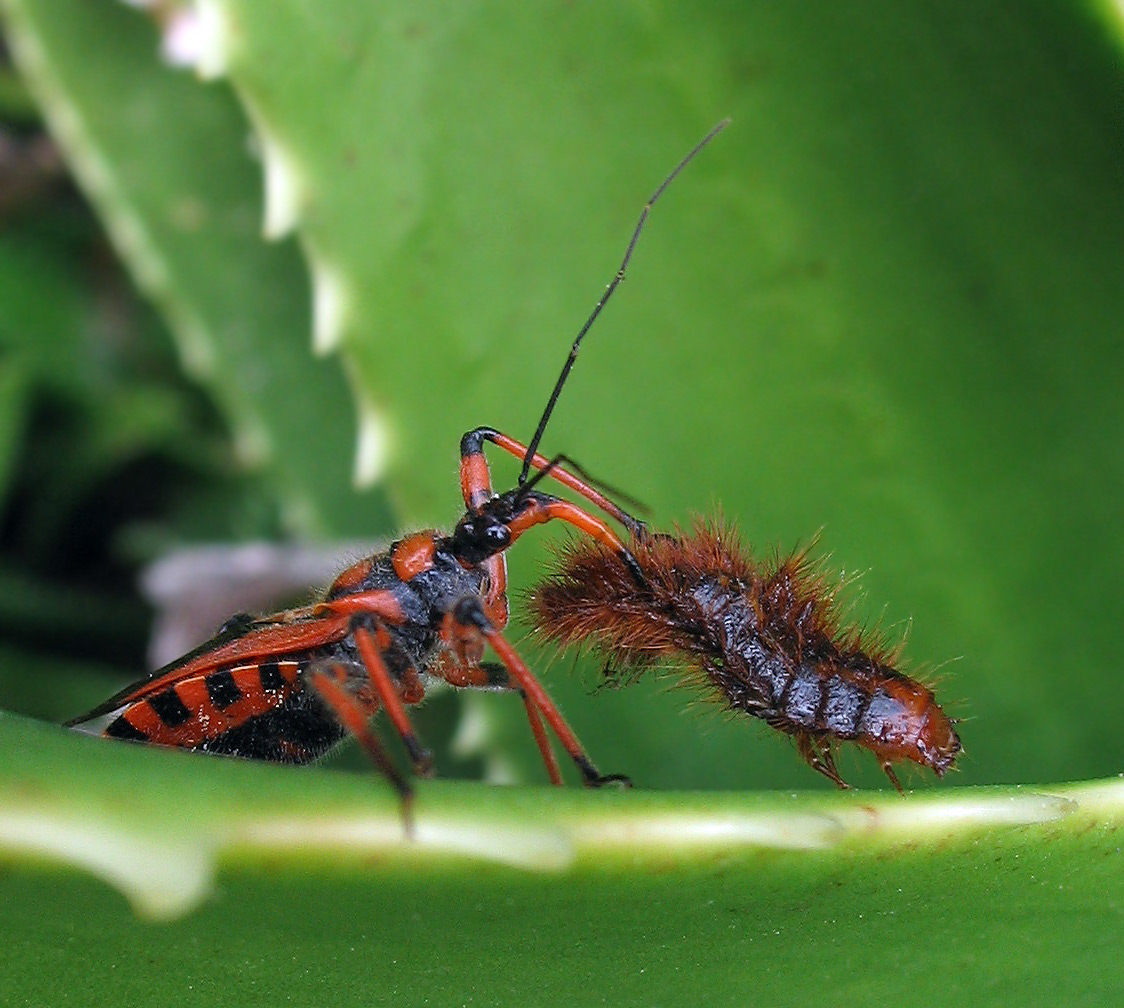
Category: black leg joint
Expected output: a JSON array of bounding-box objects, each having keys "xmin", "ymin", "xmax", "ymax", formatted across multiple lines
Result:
[
  {"xmin": 452, "ymin": 595, "xmax": 492, "ymax": 634},
  {"xmin": 576, "ymin": 754, "xmax": 633, "ymax": 789},
  {"xmin": 460, "ymin": 427, "xmax": 498, "ymax": 458}
]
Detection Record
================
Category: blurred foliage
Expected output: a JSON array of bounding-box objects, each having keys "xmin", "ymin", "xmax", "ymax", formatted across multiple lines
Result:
[
  {"xmin": 1, "ymin": 2, "xmax": 1124, "ymax": 1004},
  {"xmin": 0, "ymin": 49, "xmax": 278, "ymax": 683}
]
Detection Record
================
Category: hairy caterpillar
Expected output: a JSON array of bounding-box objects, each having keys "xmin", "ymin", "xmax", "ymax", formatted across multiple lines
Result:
[{"xmin": 528, "ymin": 519, "xmax": 961, "ymax": 789}]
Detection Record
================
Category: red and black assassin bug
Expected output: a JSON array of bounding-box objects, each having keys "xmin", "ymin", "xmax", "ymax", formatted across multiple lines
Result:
[{"xmin": 67, "ymin": 120, "xmax": 730, "ymax": 810}]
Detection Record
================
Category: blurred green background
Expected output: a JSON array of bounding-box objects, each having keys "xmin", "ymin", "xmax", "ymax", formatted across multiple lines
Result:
[
  {"xmin": 2, "ymin": 0, "xmax": 1123, "ymax": 796},
  {"xmin": 4, "ymin": 4, "xmax": 1124, "ymax": 1006}
]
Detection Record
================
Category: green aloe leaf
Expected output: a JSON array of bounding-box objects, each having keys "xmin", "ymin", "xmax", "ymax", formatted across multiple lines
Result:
[
  {"xmin": 4, "ymin": 711, "xmax": 1122, "ymax": 1005},
  {"xmin": 163, "ymin": 0, "xmax": 1124, "ymax": 792},
  {"xmin": 2, "ymin": 1, "xmax": 1124, "ymax": 1004}
]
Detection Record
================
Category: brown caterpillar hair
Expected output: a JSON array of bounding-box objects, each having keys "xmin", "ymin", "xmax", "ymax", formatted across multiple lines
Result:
[{"xmin": 527, "ymin": 518, "xmax": 961, "ymax": 790}]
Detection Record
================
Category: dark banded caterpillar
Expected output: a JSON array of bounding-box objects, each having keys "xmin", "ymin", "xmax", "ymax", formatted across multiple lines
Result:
[{"xmin": 528, "ymin": 520, "xmax": 961, "ymax": 789}]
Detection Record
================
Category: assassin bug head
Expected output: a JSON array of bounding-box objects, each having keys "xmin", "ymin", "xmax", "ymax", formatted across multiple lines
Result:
[{"xmin": 451, "ymin": 504, "xmax": 513, "ymax": 565}]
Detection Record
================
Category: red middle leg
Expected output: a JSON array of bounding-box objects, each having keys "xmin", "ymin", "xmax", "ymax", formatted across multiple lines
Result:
[
  {"xmin": 444, "ymin": 596, "xmax": 628, "ymax": 788},
  {"xmin": 429, "ymin": 649, "xmax": 564, "ymax": 787}
]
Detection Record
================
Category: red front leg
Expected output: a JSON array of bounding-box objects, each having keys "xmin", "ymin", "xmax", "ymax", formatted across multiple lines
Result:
[
  {"xmin": 459, "ymin": 427, "xmax": 643, "ymax": 534},
  {"xmin": 430, "ymin": 649, "xmax": 563, "ymax": 787}
]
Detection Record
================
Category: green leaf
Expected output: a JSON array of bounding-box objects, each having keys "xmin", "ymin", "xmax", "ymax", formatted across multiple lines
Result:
[
  {"xmin": 163, "ymin": 0, "xmax": 1124, "ymax": 790},
  {"xmin": 3, "ymin": 1, "xmax": 1124, "ymax": 1002},
  {"xmin": 2, "ymin": 711, "xmax": 1122, "ymax": 1005}
]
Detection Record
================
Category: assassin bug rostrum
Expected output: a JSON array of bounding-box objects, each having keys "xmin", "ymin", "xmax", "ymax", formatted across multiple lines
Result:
[{"xmin": 67, "ymin": 120, "xmax": 731, "ymax": 811}]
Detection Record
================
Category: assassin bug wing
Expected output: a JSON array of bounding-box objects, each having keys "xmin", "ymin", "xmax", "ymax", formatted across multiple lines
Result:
[
  {"xmin": 72, "ymin": 656, "xmax": 380, "ymax": 764},
  {"xmin": 65, "ymin": 613, "xmax": 258, "ymax": 727},
  {"xmin": 69, "ymin": 660, "xmax": 299, "ymax": 746},
  {"xmin": 66, "ymin": 611, "xmax": 354, "ymax": 727}
]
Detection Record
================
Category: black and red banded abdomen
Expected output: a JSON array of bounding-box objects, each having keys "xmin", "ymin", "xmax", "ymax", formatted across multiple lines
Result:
[{"xmin": 95, "ymin": 659, "xmax": 346, "ymax": 763}]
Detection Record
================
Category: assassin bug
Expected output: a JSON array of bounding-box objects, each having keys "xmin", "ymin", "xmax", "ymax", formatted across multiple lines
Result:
[
  {"xmin": 528, "ymin": 519, "xmax": 962, "ymax": 791},
  {"xmin": 67, "ymin": 120, "xmax": 731, "ymax": 807}
]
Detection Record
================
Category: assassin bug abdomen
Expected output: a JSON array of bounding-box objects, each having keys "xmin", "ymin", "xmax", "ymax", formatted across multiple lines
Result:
[
  {"xmin": 67, "ymin": 120, "xmax": 732, "ymax": 807},
  {"xmin": 528, "ymin": 520, "xmax": 961, "ymax": 790},
  {"xmin": 74, "ymin": 539, "xmax": 498, "ymax": 765}
]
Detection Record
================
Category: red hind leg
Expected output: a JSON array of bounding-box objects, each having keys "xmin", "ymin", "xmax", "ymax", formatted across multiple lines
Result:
[{"xmin": 306, "ymin": 664, "xmax": 411, "ymax": 806}]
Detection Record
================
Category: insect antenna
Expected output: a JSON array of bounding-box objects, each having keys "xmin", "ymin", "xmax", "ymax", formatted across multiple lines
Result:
[
  {"xmin": 516, "ymin": 450, "xmax": 650, "ymax": 532},
  {"xmin": 517, "ymin": 118, "xmax": 731, "ymax": 488}
]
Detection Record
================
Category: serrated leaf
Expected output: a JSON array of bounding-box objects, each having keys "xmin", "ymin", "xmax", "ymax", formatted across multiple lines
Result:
[
  {"xmin": 3, "ymin": 3, "xmax": 1124, "ymax": 1002},
  {"xmin": 9, "ymin": 0, "xmax": 1124, "ymax": 785},
  {"xmin": 1, "ymin": 0, "xmax": 378, "ymax": 536},
  {"xmin": 169, "ymin": 0, "xmax": 1124, "ymax": 790}
]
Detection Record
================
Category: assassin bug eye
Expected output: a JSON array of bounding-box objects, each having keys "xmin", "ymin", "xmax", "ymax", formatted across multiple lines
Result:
[
  {"xmin": 452, "ymin": 515, "xmax": 512, "ymax": 563},
  {"xmin": 484, "ymin": 523, "xmax": 511, "ymax": 550}
]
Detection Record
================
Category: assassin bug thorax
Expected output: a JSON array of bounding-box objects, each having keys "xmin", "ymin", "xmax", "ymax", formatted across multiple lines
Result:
[{"xmin": 67, "ymin": 120, "xmax": 731, "ymax": 810}]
